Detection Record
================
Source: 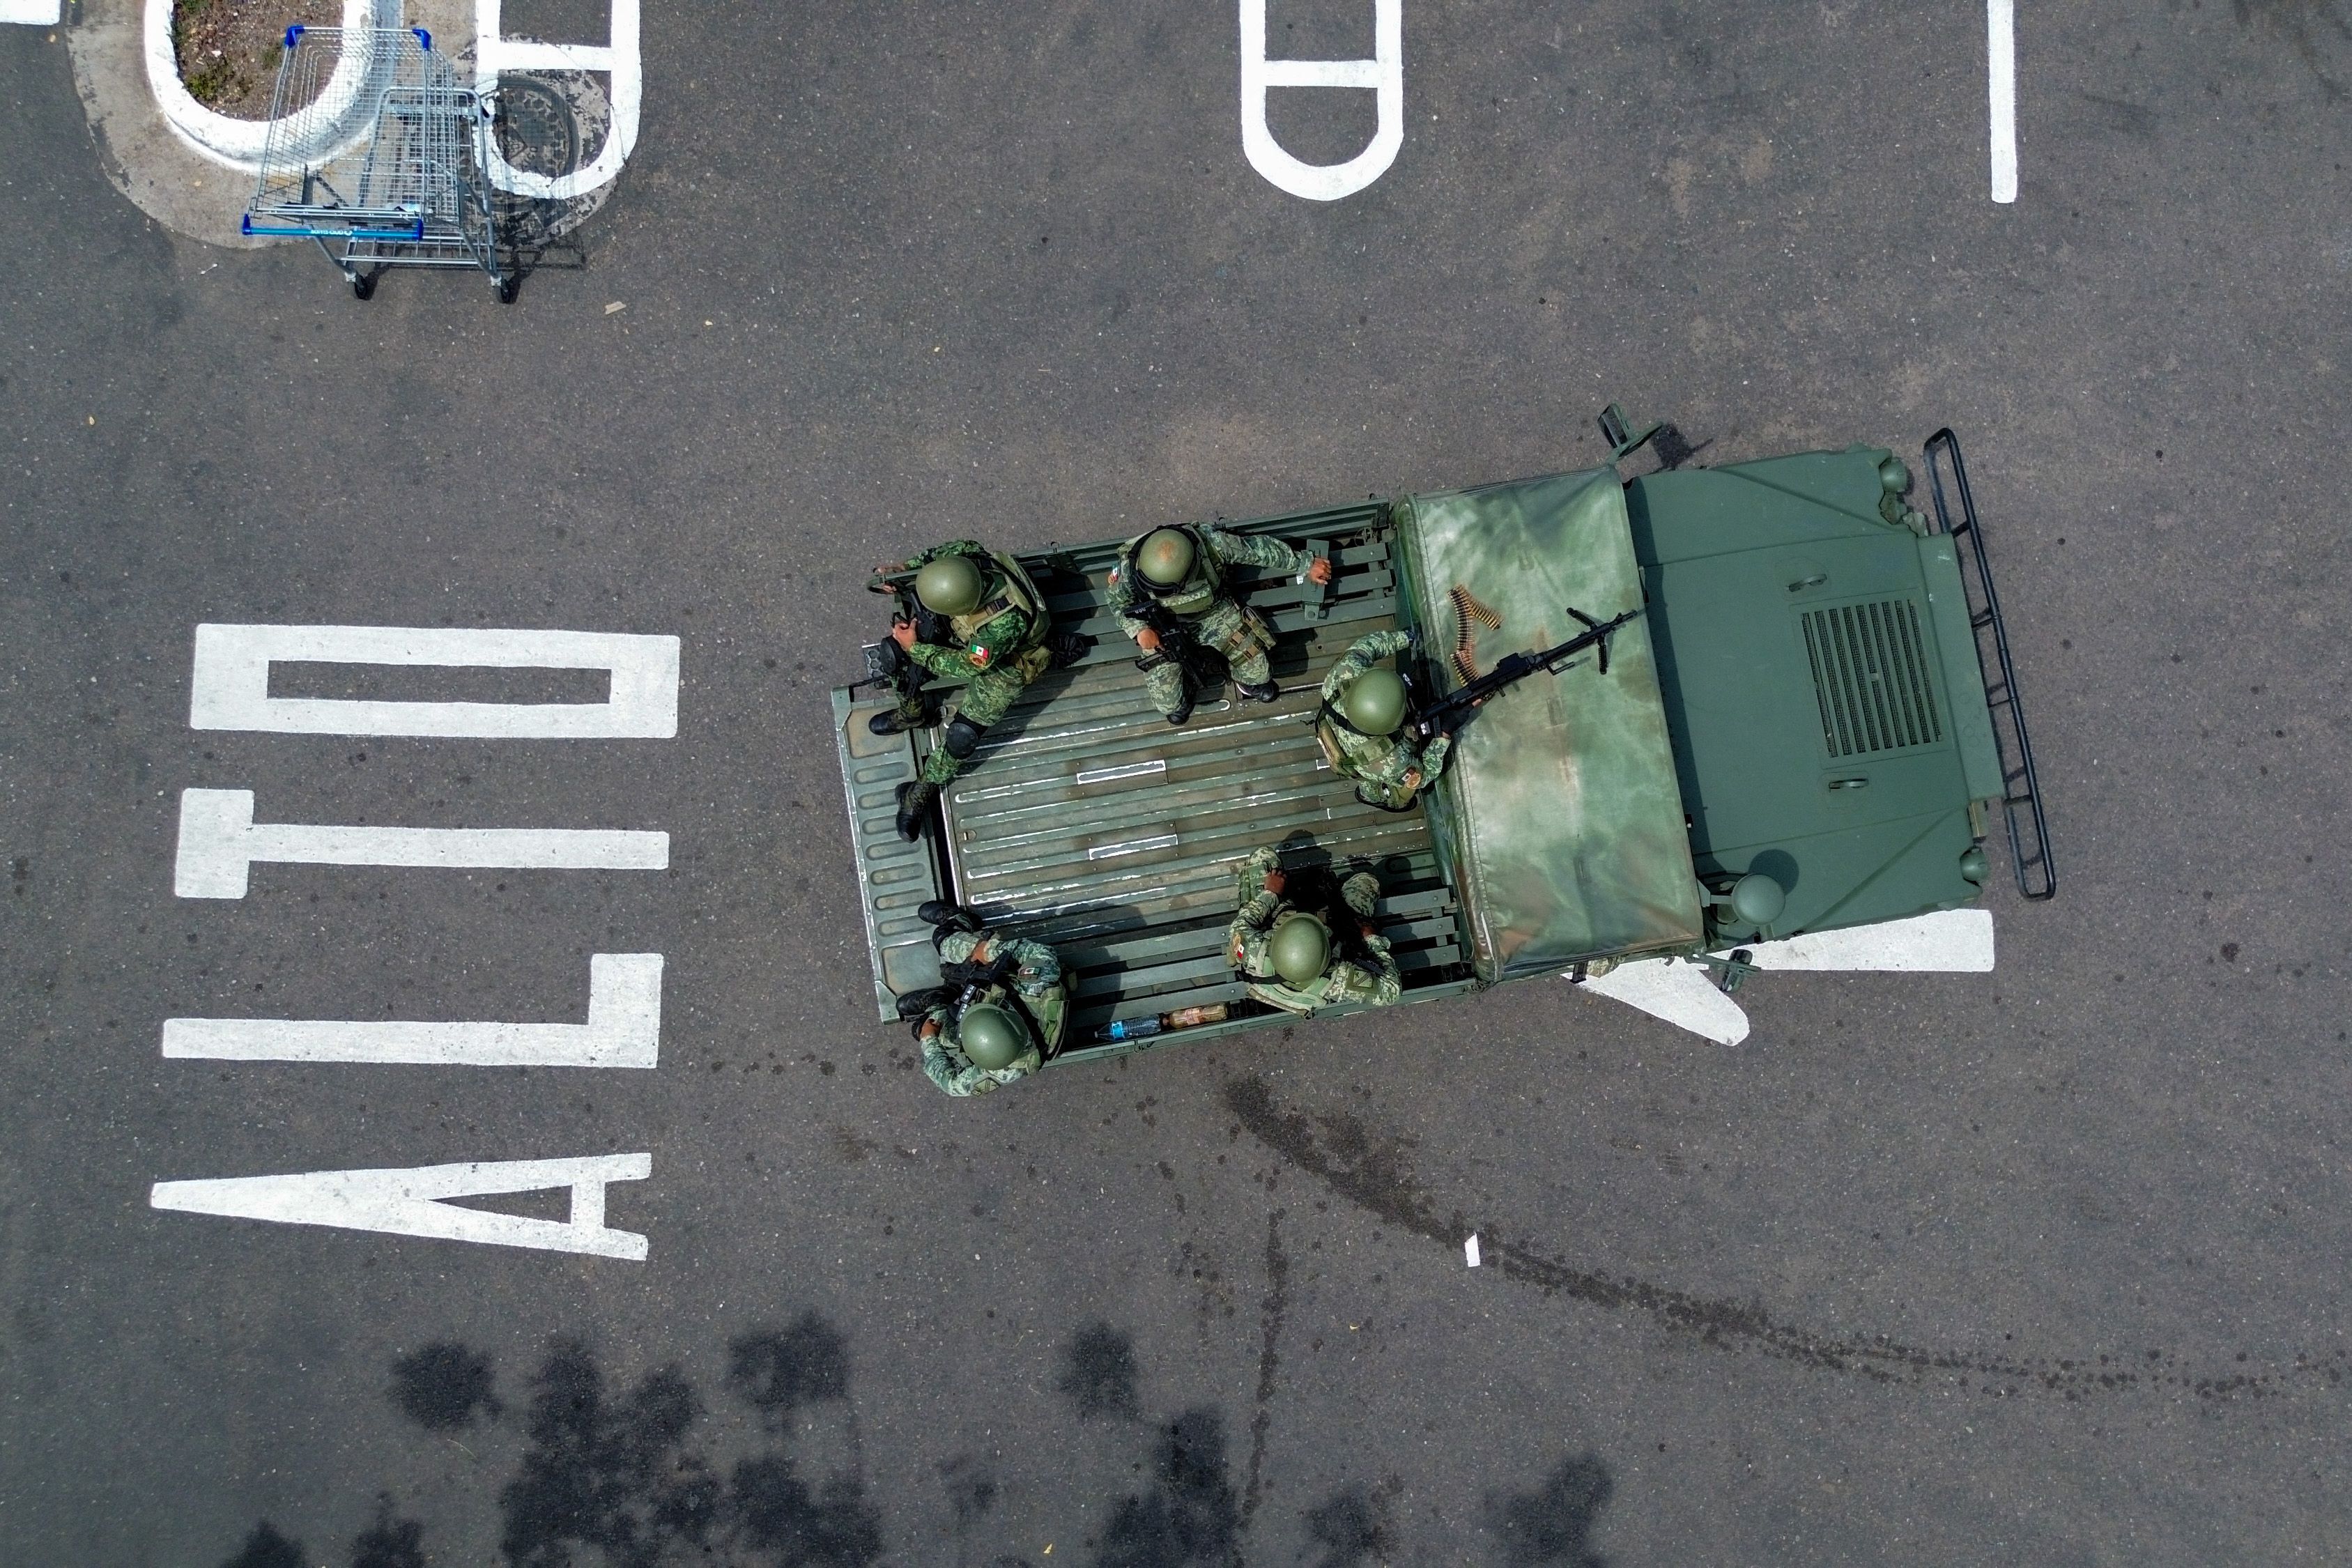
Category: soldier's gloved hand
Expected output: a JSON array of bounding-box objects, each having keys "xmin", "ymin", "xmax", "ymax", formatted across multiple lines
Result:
[{"xmin": 890, "ymin": 620, "xmax": 918, "ymax": 650}]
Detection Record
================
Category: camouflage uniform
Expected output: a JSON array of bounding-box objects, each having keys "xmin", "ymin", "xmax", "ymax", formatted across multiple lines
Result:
[
  {"xmin": 919, "ymin": 928, "xmax": 1067, "ymax": 1097},
  {"xmin": 1225, "ymin": 845, "xmax": 1402, "ymax": 1015},
  {"xmin": 1316, "ymin": 629, "xmax": 1452, "ymax": 810},
  {"xmin": 1107, "ymin": 524, "xmax": 1312, "ymax": 718},
  {"xmin": 892, "ymin": 540, "xmax": 1055, "ymax": 787}
]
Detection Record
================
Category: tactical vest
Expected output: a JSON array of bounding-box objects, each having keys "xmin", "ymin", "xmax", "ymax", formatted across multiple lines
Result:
[
  {"xmin": 950, "ymin": 974, "xmax": 1068, "ymax": 1059},
  {"xmin": 1121, "ymin": 526, "xmax": 1225, "ymax": 619},
  {"xmin": 1314, "ymin": 700, "xmax": 1406, "ymax": 782},
  {"xmin": 946, "ymin": 551, "xmax": 1049, "ymax": 651},
  {"xmin": 1234, "ymin": 907, "xmax": 1335, "ymax": 1016}
]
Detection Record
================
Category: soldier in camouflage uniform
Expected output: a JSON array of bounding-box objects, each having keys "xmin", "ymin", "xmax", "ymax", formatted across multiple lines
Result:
[
  {"xmin": 1316, "ymin": 629, "xmax": 1452, "ymax": 812},
  {"xmin": 894, "ymin": 901, "xmax": 1068, "ymax": 1097},
  {"xmin": 870, "ymin": 540, "xmax": 1082, "ymax": 840},
  {"xmin": 1225, "ymin": 845, "xmax": 1401, "ymax": 1016},
  {"xmin": 1107, "ymin": 525, "xmax": 1332, "ymax": 725}
]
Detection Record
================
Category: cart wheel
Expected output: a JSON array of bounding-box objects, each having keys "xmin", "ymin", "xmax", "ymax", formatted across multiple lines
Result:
[
  {"xmin": 496, "ymin": 275, "xmax": 519, "ymax": 305},
  {"xmin": 350, "ymin": 272, "xmax": 375, "ymax": 300}
]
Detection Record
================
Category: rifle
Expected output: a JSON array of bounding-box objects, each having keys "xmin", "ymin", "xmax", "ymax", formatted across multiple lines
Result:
[
  {"xmin": 1408, "ymin": 604, "xmax": 1643, "ymax": 744},
  {"xmin": 1128, "ymin": 600, "xmax": 1221, "ymax": 684},
  {"xmin": 854, "ymin": 566, "xmax": 950, "ymax": 700}
]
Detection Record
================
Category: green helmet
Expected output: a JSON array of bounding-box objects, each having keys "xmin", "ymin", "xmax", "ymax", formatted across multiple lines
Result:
[
  {"xmin": 957, "ymin": 1004, "xmax": 1029, "ymax": 1070},
  {"xmin": 1268, "ymin": 914, "xmax": 1331, "ymax": 987},
  {"xmin": 1342, "ymin": 669, "xmax": 1408, "ymax": 735},
  {"xmin": 914, "ymin": 556, "xmax": 985, "ymax": 616},
  {"xmin": 1136, "ymin": 528, "xmax": 1197, "ymax": 589}
]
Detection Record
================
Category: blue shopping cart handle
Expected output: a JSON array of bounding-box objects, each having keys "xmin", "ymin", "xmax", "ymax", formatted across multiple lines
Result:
[
  {"xmin": 240, "ymin": 215, "xmax": 429, "ymax": 243},
  {"xmin": 284, "ymin": 24, "xmax": 302, "ymax": 48},
  {"xmin": 413, "ymin": 27, "xmax": 431, "ymax": 50}
]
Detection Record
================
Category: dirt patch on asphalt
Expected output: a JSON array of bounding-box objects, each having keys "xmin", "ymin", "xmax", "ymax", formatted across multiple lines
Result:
[{"xmin": 174, "ymin": 0, "xmax": 336, "ymax": 118}]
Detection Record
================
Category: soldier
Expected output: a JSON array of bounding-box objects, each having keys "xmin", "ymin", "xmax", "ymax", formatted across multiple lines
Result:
[
  {"xmin": 893, "ymin": 901, "xmax": 1068, "ymax": 1097},
  {"xmin": 1316, "ymin": 629, "xmax": 1452, "ymax": 812},
  {"xmin": 1225, "ymin": 845, "xmax": 1401, "ymax": 1016},
  {"xmin": 1108, "ymin": 524, "xmax": 1333, "ymax": 725},
  {"xmin": 868, "ymin": 541, "xmax": 1084, "ymax": 841}
]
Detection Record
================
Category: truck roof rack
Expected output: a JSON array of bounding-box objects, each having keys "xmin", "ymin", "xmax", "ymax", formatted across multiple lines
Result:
[{"xmin": 1923, "ymin": 429, "xmax": 2056, "ymax": 902}]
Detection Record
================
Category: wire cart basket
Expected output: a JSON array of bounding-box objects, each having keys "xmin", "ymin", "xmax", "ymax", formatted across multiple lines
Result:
[{"xmin": 241, "ymin": 26, "xmax": 512, "ymax": 300}]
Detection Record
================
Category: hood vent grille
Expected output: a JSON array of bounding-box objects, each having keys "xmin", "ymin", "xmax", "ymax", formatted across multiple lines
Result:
[{"xmin": 1801, "ymin": 600, "xmax": 1942, "ymax": 758}]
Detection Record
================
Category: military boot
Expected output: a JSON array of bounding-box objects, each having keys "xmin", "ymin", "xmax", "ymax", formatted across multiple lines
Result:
[
  {"xmin": 894, "ymin": 984, "xmax": 955, "ymax": 1021},
  {"xmin": 917, "ymin": 900, "xmax": 983, "ymax": 935},
  {"xmin": 896, "ymin": 780, "xmax": 940, "ymax": 840},
  {"xmin": 1236, "ymin": 679, "xmax": 1281, "ymax": 704},
  {"xmin": 1165, "ymin": 686, "xmax": 1195, "ymax": 726},
  {"xmin": 868, "ymin": 700, "xmax": 935, "ymax": 737}
]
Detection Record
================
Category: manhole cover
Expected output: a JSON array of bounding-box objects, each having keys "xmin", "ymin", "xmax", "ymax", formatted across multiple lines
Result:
[{"xmin": 463, "ymin": 56, "xmax": 617, "ymax": 247}]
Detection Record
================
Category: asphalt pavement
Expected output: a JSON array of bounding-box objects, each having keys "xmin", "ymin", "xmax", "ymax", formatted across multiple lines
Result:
[{"xmin": 5, "ymin": 2, "xmax": 2352, "ymax": 1564}]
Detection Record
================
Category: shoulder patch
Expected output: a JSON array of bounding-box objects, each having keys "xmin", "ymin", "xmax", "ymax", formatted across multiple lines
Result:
[{"xmin": 969, "ymin": 645, "xmax": 993, "ymax": 668}]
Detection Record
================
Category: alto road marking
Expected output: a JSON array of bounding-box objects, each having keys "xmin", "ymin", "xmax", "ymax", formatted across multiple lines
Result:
[
  {"xmin": 151, "ymin": 1153, "xmax": 652, "ymax": 1259},
  {"xmin": 1575, "ymin": 911, "xmax": 1999, "ymax": 1043},
  {"xmin": 174, "ymin": 788, "xmax": 669, "ymax": 899},
  {"xmin": 1579, "ymin": 957, "xmax": 1752, "ymax": 1046},
  {"xmin": 190, "ymin": 624, "xmax": 679, "ymax": 737},
  {"xmin": 476, "ymin": 0, "xmax": 641, "ymax": 199},
  {"xmin": 1721, "ymin": 908, "xmax": 1994, "ymax": 972},
  {"xmin": 1988, "ymin": 0, "xmax": 2018, "ymax": 203},
  {"xmin": 1239, "ymin": 0, "xmax": 1403, "ymax": 201},
  {"xmin": 1, "ymin": 0, "xmax": 61, "ymax": 23},
  {"xmin": 163, "ymin": 953, "xmax": 663, "ymax": 1067}
]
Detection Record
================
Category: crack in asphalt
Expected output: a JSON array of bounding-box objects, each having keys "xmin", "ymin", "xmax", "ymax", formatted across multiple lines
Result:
[{"xmin": 1223, "ymin": 1075, "xmax": 2347, "ymax": 1405}]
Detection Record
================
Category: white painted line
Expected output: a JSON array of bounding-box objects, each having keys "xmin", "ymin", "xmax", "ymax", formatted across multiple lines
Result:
[
  {"xmin": 1464, "ymin": 1234, "xmax": 1481, "ymax": 1268},
  {"xmin": 174, "ymin": 788, "xmax": 668, "ymax": 899},
  {"xmin": 1075, "ymin": 759, "xmax": 1168, "ymax": 786},
  {"xmin": 151, "ymin": 1153, "xmax": 651, "ymax": 1259},
  {"xmin": 163, "ymin": 953, "xmax": 662, "ymax": 1066},
  {"xmin": 1089, "ymin": 833, "xmax": 1180, "ymax": 861},
  {"xmin": 1718, "ymin": 909, "xmax": 1995, "ymax": 972},
  {"xmin": 477, "ymin": 0, "xmax": 641, "ymax": 199},
  {"xmin": 190, "ymin": 624, "xmax": 679, "ymax": 737},
  {"xmin": 1576, "ymin": 957, "xmax": 1751, "ymax": 1045},
  {"xmin": 1988, "ymin": 0, "xmax": 2017, "ymax": 203},
  {"xmin": 1239, "ymin": 0, "xmax": 1403, "ymax": 201},
  {"xmin": 1, "ymin": 0, "xmax": 62, "ymax": 24}
]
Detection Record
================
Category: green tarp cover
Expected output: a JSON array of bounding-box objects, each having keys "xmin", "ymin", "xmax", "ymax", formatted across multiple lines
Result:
[{"xmin": 1398, "ymin": 470, "xmax": 1702, "ymax": 979}]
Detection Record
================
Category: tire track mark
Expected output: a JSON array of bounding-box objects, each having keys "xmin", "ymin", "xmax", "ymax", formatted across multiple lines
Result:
[{"xmin": 1224, "ymin": 1075, "xmax": 2346, "ymax": 1404}]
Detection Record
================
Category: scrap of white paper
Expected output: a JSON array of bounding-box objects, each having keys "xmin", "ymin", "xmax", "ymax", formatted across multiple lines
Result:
[{"xmin": 1465, "ymin": 1234, "xmax": 1482, "ymax": 1268}]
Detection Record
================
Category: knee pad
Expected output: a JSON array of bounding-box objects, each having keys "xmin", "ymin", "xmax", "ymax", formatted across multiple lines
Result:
[{"xmin": 944, "ymin": 716, "xmax": 986, "ymax": 760}]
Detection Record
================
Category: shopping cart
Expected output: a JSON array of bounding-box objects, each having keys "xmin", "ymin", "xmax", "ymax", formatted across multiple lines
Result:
[{"xmin": 241, "ymin": 26, "xmax": 513, "ymax": 300}]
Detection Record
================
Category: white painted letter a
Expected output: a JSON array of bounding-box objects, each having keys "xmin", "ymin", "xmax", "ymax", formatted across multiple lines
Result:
[{"xmin": 151, "ymin": 1153, "xmax": 652, "ymax": 1259}]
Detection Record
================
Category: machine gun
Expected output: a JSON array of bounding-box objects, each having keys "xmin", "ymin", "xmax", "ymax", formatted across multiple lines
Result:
[{"xmin": 1408, "ymin": 605, "xmax": 1643, "ymax": 744}]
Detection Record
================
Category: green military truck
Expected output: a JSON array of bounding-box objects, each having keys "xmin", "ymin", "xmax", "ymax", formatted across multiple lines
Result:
[{"xmin": 831, "ymin": 414, "xmax": 2051, "ymax": 1061}]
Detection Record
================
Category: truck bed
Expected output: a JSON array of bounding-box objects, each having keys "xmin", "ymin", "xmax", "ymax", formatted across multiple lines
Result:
[{"xmin": 833, "ymin": 505, "xmax": 1477, "ymax": 1060}]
